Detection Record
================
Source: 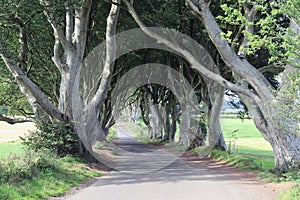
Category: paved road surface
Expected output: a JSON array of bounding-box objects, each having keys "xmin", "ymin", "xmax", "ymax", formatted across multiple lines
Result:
[{"xmin": 66, "ymin": 122, "xmax": 283, "ymax": 200}]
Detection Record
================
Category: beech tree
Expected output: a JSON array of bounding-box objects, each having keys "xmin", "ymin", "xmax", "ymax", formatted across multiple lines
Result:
[
  {"xmin": 1, "ymin": 0, "xmax": 299, "ymax": 171},
  {"xmin": 0, "ymin": 0, "xmax": 121, "ymax": 156},
  {"xmin": 124, "ymin": 0, "xmax": 300, "ymax": 170}
]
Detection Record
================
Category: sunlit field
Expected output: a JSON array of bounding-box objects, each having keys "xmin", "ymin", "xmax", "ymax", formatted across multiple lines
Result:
[
  {"xmin": 0, "ymin": 121, "xmax": 35, "ymax": 157},
  {"xmin": 220, "ymin": 117, "xmax": 273, "ymax": 156},
  {"xmin": 0, "ymin": 121, "xmax": 36, "ymax": 143}
]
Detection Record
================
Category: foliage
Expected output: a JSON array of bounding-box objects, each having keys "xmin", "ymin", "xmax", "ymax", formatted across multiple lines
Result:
[
  {"xmin": 0, "ymin": 149, "xmax": 58, "ymax": 184},
  {"xmin": 217, "ymin": 0, "xmax": 298, "ymax": 64},
  {"xmin": 0, "ymin": 66, "xmax": 32, "ymax": 116},
  {"xmin": 226, "ymin": 129, "xmax": 238, "ymax": 154},
  {"xmin": 279, "ymin": 185, "xmax": 300, "ymax": 200},
  {"xmin": 282, "ymin": 70, "xmax": 300, "ymax": 122},
  {"xmin": 21, "ymin": 120, "xmax": 79, "ymax": 156},
  {"xmin": 107, "ymin": 125, "xmax": 117, "ymax": 142},
  {"xmin": 0, "ymin": 154, "xmax": 101, "ymax": 200},
  {"xmin": 0, "ymin": 0, "xmax": 61, "ymax": 110}
]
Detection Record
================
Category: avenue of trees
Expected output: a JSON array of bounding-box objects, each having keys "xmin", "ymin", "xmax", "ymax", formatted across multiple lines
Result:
[{"xmin": 0, "ymin": 0, "xmax": 299, "ymax": 171}]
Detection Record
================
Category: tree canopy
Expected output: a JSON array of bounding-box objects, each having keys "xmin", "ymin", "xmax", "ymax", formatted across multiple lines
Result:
[{"xmin": 0, "ymin": 0, "xmax": 299, "ymax": 171}]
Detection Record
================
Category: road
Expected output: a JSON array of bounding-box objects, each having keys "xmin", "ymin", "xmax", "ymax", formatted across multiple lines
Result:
[{"xmin": 65, "ymin": 122, "xmax": 287, "ymax": 200}]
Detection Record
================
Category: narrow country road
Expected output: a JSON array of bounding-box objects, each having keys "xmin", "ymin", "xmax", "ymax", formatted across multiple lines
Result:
[{"xmin": 64, "ymin": 122, "xmax": 286, "ymax": 200}]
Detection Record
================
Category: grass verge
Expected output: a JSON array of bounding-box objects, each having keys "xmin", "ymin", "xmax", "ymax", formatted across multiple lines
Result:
[
  {"xmin": 107, "ymin": 125, "xmax": 117, "ymax": 142},
  {"xmin": 208, "ymin": 149, "xmax": 272, "ymax": 171},
  {"xmin": 279, "ymin": 186, "xmax": 300, "ymax": 200},
  {"xmin": 0, "ymin": 143, "xmax": 101, "ymax": 200},
  {"xmin": 0, "ymin": 155, "xmax": 101, "ymax": 200}
]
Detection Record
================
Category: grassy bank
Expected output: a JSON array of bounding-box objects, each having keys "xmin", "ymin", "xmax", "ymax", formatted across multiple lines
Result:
[
  {"xmin": 279, "ymin": 186, "xmax": 300, "ymax": 200},
  {"xmin": 209, "ymin": 149, "xmax": 300, "ymax": 200},
  {"xmin": 0, "ymin": 142, "xmax": 101, "ymax": 200}
]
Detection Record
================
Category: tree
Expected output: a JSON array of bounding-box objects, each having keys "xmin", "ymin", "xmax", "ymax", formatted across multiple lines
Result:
[
  {"xmin": 0, "ymin": 0, "xmax": 121, "ymax": 158},
  {"xmin": 124, "ymin": 0, "xmax": 300, "ymax": 171},
  {"xmin": 1, "ymin": 0, "xmax": 299, "ymax": 171}
]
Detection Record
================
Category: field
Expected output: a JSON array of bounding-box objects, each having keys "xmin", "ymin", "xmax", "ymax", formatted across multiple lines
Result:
[
  {"xmin": 0, "ymin": 121, "xmax": 35, "ymax": 143},
  {"xmin": 220, "ymin": 117, "xmax": 274, "ymax": 169},
  {"xmin": 0, "ymin": 121, "xmax": 35, "ymax": 157}
]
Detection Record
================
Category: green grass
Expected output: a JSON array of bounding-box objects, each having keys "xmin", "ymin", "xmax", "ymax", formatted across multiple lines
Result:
[
  {"xmin": 221, "ymin": 118, "xmax": 274, "ymax": 160},
  {"xmin": 0, "ymin": 156, "xmax": 101, "ymax": 200},
  {"xmin": 221, "ymin": 118, "xmax": 263, "ymax": 138},
  {"xmin": 279, "ymin": 186, "xmax": 300, "ymax": 200},
  {"xmin": 0, "ymin": 142, "xmax": 101, "ymax": 200},
  {"xmin": 208, "ymin": 149, "xmax": 274, "ymax": 171},
  {"xmin": 107, "ymin": 125, "xmax": 117, "ymax": 142},
  {"xmin": 0, "ymin": 141, "xmax": 25, "ymax": 157},
  {"xmin": 220, "ymin": 117, "xmax": 300, "ymax": 200}
]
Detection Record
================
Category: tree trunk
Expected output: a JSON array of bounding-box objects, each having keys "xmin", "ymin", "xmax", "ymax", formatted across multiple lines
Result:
[
  {"xmin": 247, "ymin": 99, "xmax": 300, "ymax": 170},
  {"xmin": 182, "ymin": 0, "xmax": 300, "ymax": 170},
  {"xmin": 163, "ymin": 109, "xmax": 171, "ymax": 140},
  {"xmin": 170, "ymin": 108, "xmax": 178, "ymax": 141},
  {"xmin": 150, "ymin": 104, "xmax": 160, "ymax": 139},
  {"xmin": 179, "ymin": 104, "xmax": 191, "ymax": 147},
  {"xmin": 206, "ymin": 82, "xmax": 227, "ymax": 150}
]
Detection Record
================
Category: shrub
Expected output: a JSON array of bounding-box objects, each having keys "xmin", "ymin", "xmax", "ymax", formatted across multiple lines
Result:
[
  {"xmin": 0, "ymin": 149, "xmax": 58, "ymax": 184},
  {"xmin": 21, "ymin": 119, "xmax": 79, "ymax": 156}
]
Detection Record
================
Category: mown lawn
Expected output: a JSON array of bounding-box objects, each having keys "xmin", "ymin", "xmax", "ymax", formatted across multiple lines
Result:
[{"xmin": 221, "ymin": 117, "xmax": 274, "ymax": 161}]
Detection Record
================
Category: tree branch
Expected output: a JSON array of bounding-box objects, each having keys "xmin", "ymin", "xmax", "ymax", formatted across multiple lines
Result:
[
  {"xmin": 123, "ymin": 0, "xmax": 259, "ymax": 102},
  {"xmin": 0, "ymin": 114, "xmax": 33, "ymax": 125},
  {"xmin": 92, "ymin": 0, "xmax": 120, "ymax": 111},
  {"xmin": 65, "ymin": 1, "xmax": 74, "ymax": 43},
  {"xmin": 52, "ymin": 35, "xmax": 62, "ymax": 71},
  {"xmin": 0, "ymin": 36, "xmax": 65, "ymax": 121},
  {"xmin": 39, "ymin": 0, "xmax": 74, "ymax": 52},
  {"xmin": 10, "ymin": 15, "xmax": 29, "ymax": 72},
  {"xmin": 73, "ymin": 0, "xmax": 92, "ymax": 58},
  {"xmin": 185, "ymin": 0, "xmax": 274, "ymax": 101}
]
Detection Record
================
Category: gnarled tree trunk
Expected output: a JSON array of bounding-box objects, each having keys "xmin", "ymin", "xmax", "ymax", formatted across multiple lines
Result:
[{"xmin": 125, "ymin": 0, "xmax": 300, "ymax": 170}]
